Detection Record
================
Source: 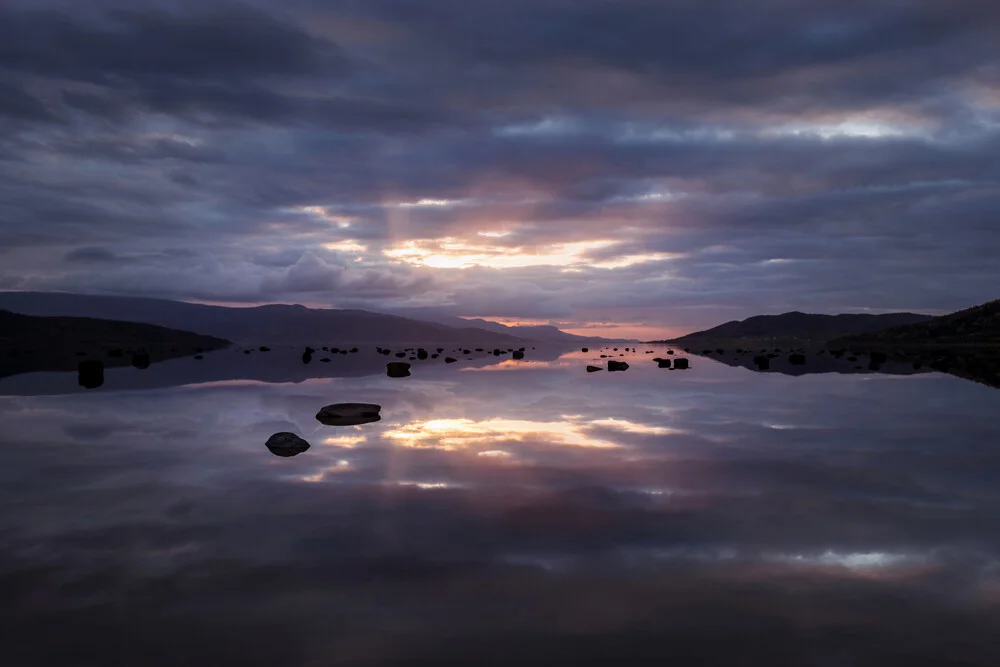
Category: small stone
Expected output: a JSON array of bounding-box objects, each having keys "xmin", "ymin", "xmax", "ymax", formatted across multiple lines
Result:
[{"xmin": 266, "ymin": 432, "xmax": 310, "ymax": 457}]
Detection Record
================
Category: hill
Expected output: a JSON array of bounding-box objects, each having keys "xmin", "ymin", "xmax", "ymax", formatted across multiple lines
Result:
[
  {"xmin": 0, "ymin": 292, "xmax": 529, "ymax": 346},
  {"xmin": 0, "ymin": 310, "xmax": 230, "ymax": 378},
  {"xmin": 833, "ymin": 299, "xmax": 1000, "ymax": 347},
  {"xmin": 654, "ymin": 311, "xmax": 933, "ymax": 344},
  {"xmin": 403, "ymin": 314, "xmax": 630, "ymax": 343}
]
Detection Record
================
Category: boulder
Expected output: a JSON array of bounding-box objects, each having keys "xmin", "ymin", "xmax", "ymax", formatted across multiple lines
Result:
[
  {"xmin": 417, "ymin": 349, "xmax": 429, "ymax": 360},
  {"xmin": 387, "ymin": 362, "xmax": 411, "ymax": 378},
  {"xmin": 259, "ymin": 346, "xmax": 271, "ymax": 352},
  {"xmin": 673, "ymin": 358, "xmax": 690, "ymax": 370},
  {"xmin": 512, "ymin": 350, "xmax": 525, "ymax": 360},
  {"xmin": 581, "ymin": 347, "xmax": 589, "ymax": 353},
  {"xmin": 608, "ymin": 360, "xmax": 629, "ymax": 371},
  {"xmin": 316, "ymin": 403, "xmax": 382, "ymax": 426},
  {"xmin": 586, "ymin": 365, "xmax": 602, "ymax": 372},
  {"xmin": 265, "ymin": 432, "xmax": 310, "ymax": 458},
  {"xmin": 657, "ymin": 359, "xmax": 671, "ymax": 369},
  {"xmin": 78, "ymin": 360, "xmax": 104, "ymax": 389},
  {"xmin": 395, "ymin": 352, "xmax": 407, "ymax": 358}
]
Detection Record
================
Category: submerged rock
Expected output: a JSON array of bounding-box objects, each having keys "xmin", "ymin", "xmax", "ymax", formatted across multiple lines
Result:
[
  {"xmin": 387, "ymin": 362, "xmax": 411, "ymax": 378},
  {"xmin": 78, "ymin": 360, "xmax": 104, "ymax": 389},
  {"xmin": 265, "ymin": 432, "xmax": 310, "ymax": 457},
  {"xmin": 315, "ymin": 403, "xmax": 382, "ymax": 426}
]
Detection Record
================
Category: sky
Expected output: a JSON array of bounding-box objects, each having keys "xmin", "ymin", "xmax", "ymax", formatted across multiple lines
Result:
[{"xmin": 0, "ymin": 0, "xmax": 998, "ymax": 338}]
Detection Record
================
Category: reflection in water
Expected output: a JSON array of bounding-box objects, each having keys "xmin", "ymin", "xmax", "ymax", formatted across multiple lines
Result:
[
  {"xmin": 382, "ymin": 416, "xmax": 671, "ymax": 449},
  {"xmin": 1, "ymin": 347, "xmax": 1000, "ymax": 664}
]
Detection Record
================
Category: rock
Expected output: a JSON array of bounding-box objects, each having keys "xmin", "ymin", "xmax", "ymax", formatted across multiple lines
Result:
[
  {"xmin": 387, "ymin": 362, "xmax": 411, "ymax": 378},
  {"xmin": 265, "ymin": 432, "xmax": 310, "ymax": 458},
  {"xmin": 673, "ymin": 358, "xmax": 690, "ymax": 370},
  {"xmin": 493, "ymin": 349, "xmax": 502, "ymax": 356},
  {"xmin": 512, "ymin": 351, "xmax": 525, "ymax": 360},
  {"xmin": 437, "ymin": 348, "xmax": 444, "ymax": 353},
  {"xmin": 608, "ymin": 360, "xmax": 629, "ymax": 371},
  {"xmin": 789, "ymin": 353, "xmax": 806, "ymax": 366},
  {"xmin": 431, "ymin": 354, "xmax": 439, "ymax": 359},
  {"xmin": 445, "ymin": 357, "xmax": 458, "ymax": 363},
  {"xmin": 582, "ymin": 347, "xmax": 589, "ymax": 353},
  {"xmin": 320, "ymin": 358, "xmax": 331, "ymax": 362},
  {"xmin": 259, "ymin": 346, "xmax": 271, "ymax": 352},
  {"xmin": 417, "ymin": 349, "xmax": 429, "ymax": 360},
  {"xmin": 667, "ymin": 350, "xmax": 674, "ymax": 355},
  {"xmin": 475, "ymin": 348, "xmax": 484, "ymax": 352},
  {"xmin": 600, "ymin": 354, "xmax": 608, "ymax": 358},
  {"xmin": 350, "ymin": 348, "xmax": 358, "ymax": 354},
  {"xmin": 870, "ymin": 351, "xmax": 888, "ymax": 364},
  {"xmin": 131, "ymin": 352, "xmax": 150, "ymax": 370},
  {"xmin": 463, "ymin": 350, "xmax": 472, "ymax": 355},
  {"xmin": 395, "ymin": 352, "xmax": 407, "ymax": 358},
  {"xmin": 753, "ymin": 355, "xmax": 770, "ymax": 370},
  {"xmin": 78, "ymin": 360, "xmax": 104, "ymax": 389},
  {"xmin": 657, "ymin": 359, "xmax": 671, "ymax": 368},
  {"xmin": 586, "ymin": 365, "xmax": 602, "ymax": 372},
  {"xmin": 716, "ymin": 349, "xmax": 725, "ymax": 355},
  {"xmin": 243, "ymin": 350, "xmax": 251, "ymax": 355},
  {"xmin": 316, "ymin": 403, "xmax": 382, "ymax": 426},
  {"xmin": 302, "ymin": 347, "xmax": 313, "ymax": 364}
]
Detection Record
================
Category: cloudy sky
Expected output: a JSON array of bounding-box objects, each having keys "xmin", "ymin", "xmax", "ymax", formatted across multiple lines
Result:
[{"xmin": 1, "ymin": 0, "xmax": 998, "ymax": 338}]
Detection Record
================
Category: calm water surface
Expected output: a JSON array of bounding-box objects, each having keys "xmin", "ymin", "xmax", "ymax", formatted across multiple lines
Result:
[{"xmin": 2, "ymin": 347, "xmax": 1000, "ymax": 665}]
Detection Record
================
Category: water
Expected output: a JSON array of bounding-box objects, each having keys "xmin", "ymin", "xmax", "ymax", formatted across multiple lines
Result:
[{"xmin": 2, "ymin": 347, "xmax": 1000, "ymax": 665}]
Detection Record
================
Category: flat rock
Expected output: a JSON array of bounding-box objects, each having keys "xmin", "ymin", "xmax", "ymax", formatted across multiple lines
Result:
[
  {"xmin": 316, "ymin": 403, "xmax": 382, "ymax": 426},
  {"xmin": 387, "ymin": 361, "xmax": 411, "ymax": 378},
  {"xmin": 265, "ymin": 432, "xmax": 310, "ymax": 457},
  {"xmin": 586, "ymin": 365, "xmax": 602, "ymax": 372}
]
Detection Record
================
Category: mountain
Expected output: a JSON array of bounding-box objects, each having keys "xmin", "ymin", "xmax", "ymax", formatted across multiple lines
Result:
[
  {"xmin": 405, "ymin": 314, "xmax": 628, "ymax": 343},
  {"xmin": 0, "ymin": 309, "xmax": 229, "ymax": 378},
  {"xmin": 655, "ymin": 311, "xmax": 934, "ymax": 344},
  {"xmin": 833, "ymin": 299, "xmax": 1000, "ymax": 346},
  {"xmin": 0, "ymin": 292, "xmax": 530, "ymax": 345}
]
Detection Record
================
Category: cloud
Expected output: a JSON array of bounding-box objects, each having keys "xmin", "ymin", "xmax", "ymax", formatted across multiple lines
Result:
[{"xmin": 0, "ymin": 0, "xmax": 998, "ymax": 334}]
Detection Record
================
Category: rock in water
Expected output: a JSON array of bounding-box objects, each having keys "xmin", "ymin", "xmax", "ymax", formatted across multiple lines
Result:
[
  {"xmin": 445, "ymin": 357, "xmax": 458, "ymax": 363},
  {"xmin": 512, "ymin": 350, "xmax": 525, "ymax": 360},
  {"xmin": 788, "ymin": 353, "xmax": 806, "ymax": 366},
  {"xmin": 265, "ymin": 432, "xmax": 310, "ymax": 457},
  {"xmin": 581, "ymin": 347, "xmax": 589, "ymax": 353},
  {"xmin": 316, "ymin": 403, "xmax": 382, "ymax": 426},
  {"xmin": 387, "ymin": 362, "xmax": 411, "ymax": 378},
  {"xmin": 586, "ymin": 365, "xmax": 602, "ymax": 372},
  {"xmin": 608, "ymin": 360, "xmax": 629, "ymax": 371},
  {"xmin": 131, "ymin": 352, "xmax": 150, "ymax": 370},
  {"xmin": 78, "ymin": 360, "xmax": 104, "ymax": 389},
  {"xmin": 417, "ymin": 349, "xmax": 429, "ymax": 360},
  {"xmin": 753, "ymin": 355, "xmax": 770, "ymax": 370},
  {"xmin": 673, "ymin": 358, "xmax": 690, "ymax": 369},
  {"xmin": 657, "ymin": 359, "xmax": 671, "ymax": 369}
]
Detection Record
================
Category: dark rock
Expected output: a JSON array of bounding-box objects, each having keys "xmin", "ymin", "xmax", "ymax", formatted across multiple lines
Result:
[
  {"xmin": 788, "ymin": 353, "xmax": 806, "ymax": 366},
  {"xmin": 131, "ymin": 352, "xmax": 150, "ymax": 370},
  {"xmin": 870, "ymin": 351, "xmax": 888, "ymax": 364},
  {"xmin": 320, "ymin": 358, "xmax": 331, "ymax": 362},
  {"xmin": 417, "ymin": 349, "xmax": 429, "ymax": 360},
  {"xmin": 77, "ymin": 360, "xmax": 104, "ymax": 389},
  {"xmin": 395, "ymin": 352, "xmax": 407, "ymax": 358},
  {"xmin": 512, "ymin": 351, "xmax": 525, "ymax": 360},
  {"xmin": 445, "ymin": 357, "xmax": 458, "ymax": 363},
  {"xmin": 330, "ymin": 347, "xmax": 340, "ymax": 354},
  {"xmin": 586, "ymin": 365, "xmax": 602, "ymax": 372},
  {"xmin": 476, "ymin": 348, "xmax": 484, "ymax": 352},
  {"xmin": 259, "ymin": 346, "xmax": 271, "ymax": 352},
  {"xmin": 431, "ymin": 354, "xmax": 439, "ymax": 359},
  {"xmin": 437, "ymin": 348, "xmax": 444, "ymax": 353},
  {"xmin": 493, "ymin": 349, "xmax": 502, "ymax": 356},
  {"xmin": 243, "ymin": 350, "xmax": 251, "ymax": 355},
  {"xmin": 350, "ymin": 348, "xmax": 358, "ymax": 353},
  {"xmin": 608, "ymin": 360, "xmax": 629, "ymax": 371},
  {"xmin": 265, "ymin": 432, "xmax": 310, "ymax": 458},
  {"xmin": 753, "ymin": 355, "xmax": 770, "ymax": 370},
  {"xmin": 387, "ymin": 362, "xmax": 411, "ymax": 378},
  {"xmin": 302, "ymin": 348, "xmax": 313, "ymax": 364},
  {"xmin": 657, "ymin": 359, "xmax": 671, "ymax": 368},
  {"xmin": 463, "ymin": 350, "xmax": 472, "ymax": 355},
  {"xmin": 673, "ymin": 358, "xmax": 690, "ymax": 370},
  {"xmin": 316, "ymin": 403, "xmax": 382, "ymax": 426},
  {"xmin": 582, "ymin": 347, "xmax": 589, "ymax": 353},
  {"xmin": 600, "ymin": 354, "xmax": 608, "ymax": 358},
  {"xmin": 667, "ymin": 350, "xmax": 674, "ymax": 355}
]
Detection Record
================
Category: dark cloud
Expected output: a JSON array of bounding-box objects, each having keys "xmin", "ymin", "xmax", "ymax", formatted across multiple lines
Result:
[{"xmin": 0, "ymin": 0, "xmax": 998, "ymax": 332}]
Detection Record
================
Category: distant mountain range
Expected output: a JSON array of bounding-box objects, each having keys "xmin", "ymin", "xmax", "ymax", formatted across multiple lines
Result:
[
  {"xmin": 655, "ymin": 311, "xmax": 934, "ymax": 344},
  {"xmin": 833, "ymin": 299, "xmax": 1000, "ymax": 347},
  {"xmin": 0, "ymin": 292, "xmax": 604, "ymax": 345},
  {"xmin": 399, "ymin": 313, "xmax": 628, "ymax": 344}
]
